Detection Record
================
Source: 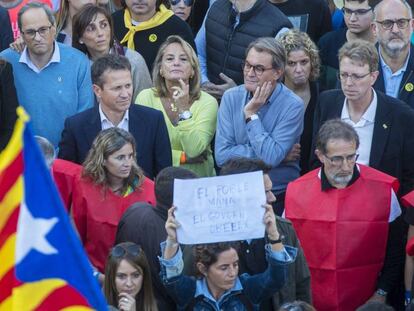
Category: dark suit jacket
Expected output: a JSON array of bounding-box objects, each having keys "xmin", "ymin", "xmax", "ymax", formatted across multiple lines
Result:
[
  {"xmin": 311, "ymin": 89, "xmax": 414, "ymax": 196},
  {"xmin": 0, "ymin": 61, "xmax": 18, "ymax": 151},
  {"xmin": 58, "ymin": 104, "xmax": 172, "ymax": 179},
  {"xmin": 374, "ymin": 45, "xmax": 414, "ymax": 110},
  {"xmin": 310, "ymin": 89, "xmax": 414, "ymax": 300},
  {"xmin": 0, "ymin": 8, "xmax": 13, "ymax": 53}
]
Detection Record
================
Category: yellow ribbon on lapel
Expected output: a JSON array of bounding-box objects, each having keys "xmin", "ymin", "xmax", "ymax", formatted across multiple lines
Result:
[{"xmin": 120, "ymin": 4, "xmax": 174, "ymax": 50}]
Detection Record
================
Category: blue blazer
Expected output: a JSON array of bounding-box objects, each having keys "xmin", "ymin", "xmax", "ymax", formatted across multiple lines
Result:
[{"xmin": 58, "ymin": 104, "xmax": 172, "ymax": 179}]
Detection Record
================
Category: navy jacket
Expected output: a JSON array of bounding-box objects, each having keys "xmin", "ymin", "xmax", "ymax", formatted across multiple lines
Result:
[
  {"xmin": 58, "ymin": 104, "xmax": 172, "ymax": 179},
  {"xmin": 374, "ymin": 45, "xmax": 414, "ymax": 110},
  {"xmin": 311, "ymin": 89, "xmax": 414, "ymax": 195},
  {"xmin": 0, "ymin": 7, "xmax": 13, "ymax": 53}
]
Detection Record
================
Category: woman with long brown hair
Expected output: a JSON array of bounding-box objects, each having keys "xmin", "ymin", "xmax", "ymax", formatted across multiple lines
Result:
[
  {"xmin": 104, "ymin": 242, "xmax": 158, "ymax": 311},
  {"xmin": 72, "ymin": 128, "xmax": 155, "ymax": 273}
]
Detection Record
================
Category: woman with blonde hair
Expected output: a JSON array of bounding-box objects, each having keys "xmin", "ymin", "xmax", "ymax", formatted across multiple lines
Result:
[
  {"xmin": 137, "ymin": 35, "xmax": 218, "ymax": 177},
  {"xmin": 104, "ymin": 242, "xmax": 158, "ymax": 311},
  {"xmin": 72, "ymin": 127, "xmax": 155, "ymax": 273}
]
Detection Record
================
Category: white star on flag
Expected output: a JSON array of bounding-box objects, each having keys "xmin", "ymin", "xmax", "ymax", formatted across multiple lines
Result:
[{"xmin": 15, "ymin": 201, "xmax": 59, "ymax": 264}]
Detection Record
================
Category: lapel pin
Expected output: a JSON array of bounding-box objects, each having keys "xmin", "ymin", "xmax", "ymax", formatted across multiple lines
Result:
[
  {"xmin": 405, "ymin": 83, "xmax": 414, "ymax": 92},
  {"xmin": 383, "ymin": 124, "xmax": 388, "ymax": 129}
]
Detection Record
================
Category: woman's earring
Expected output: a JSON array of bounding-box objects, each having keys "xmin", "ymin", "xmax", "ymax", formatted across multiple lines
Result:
[{"xmin": 79, "ymin": 40, "xmax": 84, "ymax": 44}]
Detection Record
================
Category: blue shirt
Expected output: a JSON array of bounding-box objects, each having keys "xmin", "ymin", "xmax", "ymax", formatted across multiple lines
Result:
[
  {"xmin": 379, "ymin": 48, "xmax": 410, "ymax": 98},
  {"xmin": 159, "ymin": 241, "xmax": 296, "ymax": 310},
  {"xmin": 215, "ymin": 84, "xmax": 304, "ymax": 193},
  {"xmin": 0, "ymin": 43, "xmax": 94, "ymax": 146}
]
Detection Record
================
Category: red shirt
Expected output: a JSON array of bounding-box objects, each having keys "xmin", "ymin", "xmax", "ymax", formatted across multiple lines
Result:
[{"xmin": 72, "ymin": 176, "xmax": 155, "ymax": 272}]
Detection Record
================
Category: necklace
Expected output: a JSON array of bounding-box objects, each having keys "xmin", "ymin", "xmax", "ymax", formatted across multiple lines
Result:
[{"xmin": 169, "ymin": 99, "xmax": 178, "ymax": 112}]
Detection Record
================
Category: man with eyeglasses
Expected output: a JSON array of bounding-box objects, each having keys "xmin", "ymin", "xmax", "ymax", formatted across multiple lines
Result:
[
  {"xmin": 373, "ymin": 0, "xmax": 414, "ymax": 109},
  {"xmin": 311, "ymin": 39, "xmax": 414, "ymax": 309},
  {"xmin": 286, "ymin": 119, "xmax": 402, "ymax": 310},
  {"xmin": 215, "ymin": 37, "xmax": 304, "ymax": 216},
  {"xmin": 0, "ymin": 2, "xmax": 93, "ymax": 147},
  {"xmin": 318, "ymin": 0, "xmax": 379, "ymax": 90}
]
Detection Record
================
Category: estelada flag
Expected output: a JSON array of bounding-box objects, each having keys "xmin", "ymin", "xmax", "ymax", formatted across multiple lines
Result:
[{"xmin": 0, "ymin": 107, "xmax": 107, "ymax": 310}]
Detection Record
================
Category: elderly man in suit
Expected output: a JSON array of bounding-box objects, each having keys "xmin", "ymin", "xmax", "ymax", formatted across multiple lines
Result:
[
  {"xmin": 58, "ymin": 54, "xmax": 171, "ymax": 179},
  {"xmin": 311, "ymin": 39, "xmax": 414, "ymax": 309}
]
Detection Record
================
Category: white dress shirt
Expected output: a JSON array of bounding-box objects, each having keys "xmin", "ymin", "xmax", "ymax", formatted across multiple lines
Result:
[
  {"xmin": 99, "ymin": 105, "xmax": 129, "ymax": 131},
  {"xmin": 341, "ymin": 89, "xmax": 377, "ymax": 165}
]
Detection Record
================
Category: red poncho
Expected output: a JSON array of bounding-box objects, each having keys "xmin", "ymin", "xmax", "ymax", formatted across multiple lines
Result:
[
  {"xmin": 285, "ymin": 165, "xmax": 398, "ymax": 311},
  {"xmin": 72, "ymin": 176, "xmax": 155, "ymax": 272}
]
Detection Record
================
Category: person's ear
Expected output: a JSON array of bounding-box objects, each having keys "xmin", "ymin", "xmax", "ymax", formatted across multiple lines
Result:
[
  {"xmin": 196, "ymin": 263, "xmax": 208, "ymax": 276},
  {"xmin": 272, "ymin": 68, "xmax": 283, "ymax": 82},
  {"xmin": 93, "ymin": 84, "xmax": 102, "ymax": 100},
  {"xmin": 315, "ymin": 149, "xmax": 324, "ymax": 164}
]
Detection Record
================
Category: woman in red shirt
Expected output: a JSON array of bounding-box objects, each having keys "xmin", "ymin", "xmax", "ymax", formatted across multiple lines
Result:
[{"xmin": 72, "ymin": 127, "xmax": 155, "ymax": 272}]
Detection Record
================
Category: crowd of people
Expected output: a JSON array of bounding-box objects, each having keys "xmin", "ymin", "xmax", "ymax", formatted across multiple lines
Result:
[{"xmin": 3, "ymin": 0, "xmax": 414, "ymax": 310}]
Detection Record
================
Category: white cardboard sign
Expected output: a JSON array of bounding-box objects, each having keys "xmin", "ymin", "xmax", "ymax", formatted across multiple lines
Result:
[{"xmin": 173, "ymin": 171, "xmax": 266, "ymax": 244}]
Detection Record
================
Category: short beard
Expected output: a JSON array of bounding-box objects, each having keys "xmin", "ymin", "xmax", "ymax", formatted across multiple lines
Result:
[
  {"xmin": 327, "ymin": 172, "xmax": 353, "ymax": 187},
  {"xmin": 380, "ymin": 39, "xmax": 409, "ymax": 58}
]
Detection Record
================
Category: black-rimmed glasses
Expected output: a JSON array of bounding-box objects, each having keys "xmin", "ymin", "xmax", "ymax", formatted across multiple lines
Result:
[
  {"xmin": 342, "ymin": 7, "xmax": 372, "ymax": 17},
  {"xmin": 21, "ymin": 25, "xmax": 53, "ymax": 39},
  {"xmin": 242, "ymin": 61, "xmax": 274, "ymax": 76}
]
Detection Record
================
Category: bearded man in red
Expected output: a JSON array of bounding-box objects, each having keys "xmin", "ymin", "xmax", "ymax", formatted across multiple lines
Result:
[{"xmin": 285, "ymin": 119, "xmax": 401, "ymax": 311}]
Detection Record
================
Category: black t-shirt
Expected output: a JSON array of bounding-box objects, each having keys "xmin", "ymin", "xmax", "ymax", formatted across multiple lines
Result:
[
  {"xmin": 112, "ymin": 10, "xmax": 195, "ymax": 72},
  {"xmin": 271, "ymin": 0, "xmax": 332, "ymax": 42}
]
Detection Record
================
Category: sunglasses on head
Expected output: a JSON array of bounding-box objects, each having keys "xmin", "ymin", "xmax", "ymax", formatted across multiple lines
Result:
[
  {"xmin": 111, "ymin": 244, "xmax": 141, "ymax": 258},
  {"xmin": 170, "ymin": 0, "xmax": 194, "ymax": 6}
]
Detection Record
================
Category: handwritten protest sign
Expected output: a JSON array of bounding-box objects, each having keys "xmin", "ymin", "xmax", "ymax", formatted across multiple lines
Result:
[{"xmin": 173, "ymin": 171, "xmax": 266, "ymax": 244}]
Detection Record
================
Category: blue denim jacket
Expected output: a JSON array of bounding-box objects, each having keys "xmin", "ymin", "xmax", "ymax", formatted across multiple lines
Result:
[{"xmin": 159, "ymin": 243, "xmax": 297, "ymax": 311}]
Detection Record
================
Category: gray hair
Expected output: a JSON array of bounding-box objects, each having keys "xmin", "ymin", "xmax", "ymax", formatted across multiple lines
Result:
[
  {"xmin": 18, "ymin": 2, "xmax": 56, "ymax": 31},
  {"xmin": 246, "ymin": 37, "xmax": 286, "ymax": 72},
  {"xmin": 374, "ymin": 0, "xmax": 413, "ymax": 20},
  {"xmin": 316, "ymin": 119, "xmax": 360, "ymax": 154},
  {"xmin": 35, "ymin": 136, "xmax": 56, "ymax": 168}
]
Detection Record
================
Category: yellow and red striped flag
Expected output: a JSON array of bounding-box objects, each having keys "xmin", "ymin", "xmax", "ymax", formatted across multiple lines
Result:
[{"xmin": 0, "ymin": 107, "xmax": 107, "ymax": 310}]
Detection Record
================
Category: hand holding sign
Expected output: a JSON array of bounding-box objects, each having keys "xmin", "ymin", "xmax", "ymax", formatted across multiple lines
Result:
[{"xmin": 173, "ymin": 172, "xmax": 266, "ymax": 244}]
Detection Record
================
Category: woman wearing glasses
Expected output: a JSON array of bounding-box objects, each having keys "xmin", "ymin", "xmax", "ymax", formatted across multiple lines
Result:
[
  {"xmin": 72, "ymin": 4, "xmax": 151, "ymax": 101},
  {"xmin": 72, "ymin": 128, "xmax": 155, "ymax": 273},
  {"xmin": 105, "ymin": 242, "xmax": 158, "ymax": 311},
  {"xmin": 169, "ymin": 0, "xmax": 193, "ymax": 22},
  {"xmin": 137, "ymin": 35, "xmax": 217, "ymax": 177}
]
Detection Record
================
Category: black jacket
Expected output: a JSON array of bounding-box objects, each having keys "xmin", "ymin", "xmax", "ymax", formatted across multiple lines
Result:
[
  {"xmin": 57, "ymin": 104, "xmax": 172, "ymax": 179},
  {"xmin": 115, "ymin": 202, "xmax": 176, "ymax": 311},
  {"xmin": 0, "ymin": 61, "xmax": 18, "ymax": 151},
  {"xmin": 374, "ymin": 45, "xmax": 414, "ymax": 110},
  {"xmin": 311, "ymin": 89, "xmax": 414, "ymax": 196},
  {"xmin": 112, "ymin": 10, "xmax": 195, "ymax": 71},
  {"xmin": 205, "ymin": 0, "xmax": 292, "ymax": 85}
]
